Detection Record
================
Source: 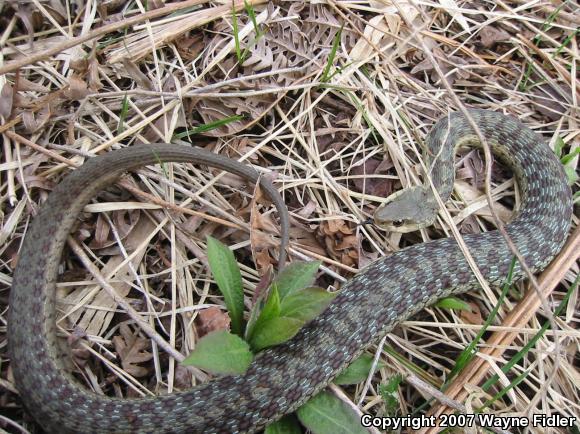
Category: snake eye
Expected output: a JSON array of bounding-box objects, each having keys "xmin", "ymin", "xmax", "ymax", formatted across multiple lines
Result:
[{"xmin": 393, "ymin": 219, "xmax": 404, "ymax": 227}]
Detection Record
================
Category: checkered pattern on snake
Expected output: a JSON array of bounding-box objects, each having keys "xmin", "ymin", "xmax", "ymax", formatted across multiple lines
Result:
[{"xmin": 9, "ymin": 110, "xmax": 572, "ymax": 433}]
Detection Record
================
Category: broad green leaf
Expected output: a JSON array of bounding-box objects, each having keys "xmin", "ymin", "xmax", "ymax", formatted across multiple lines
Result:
[
  {"xmin": 434, "ymin": 296, "xmax": 472, "ymax": 311},
  {"xmin": 249, "ymin": 316, "xmax": 304, "ymax": 351},
  {"xmin": 265, "ymin": 415, "xmax": 302, "ymax": 434},
  {"xmin": 564, "ymin": 166, "xmax": 579, "ymax": 185},
  {"xmin": 257, "ymin": 285, "xmax": 282, "ymax": 325},
  {"xmin": 560, "ymin": 145, "xmax": 579, "ymax": 164},
  {"xmin": 297, "ymin": 391, "xmax": 368, "ymax": 434},
  {"xmin": 246, "ymin": 286, "xmax": 281, "ymax": 341},
  {"xmin": 378, "ymin": 374, "xmax": 403, "ymax": 416},
  {"xmin": 182, "ymin": 330, "xmax": 253, "ymax": 375},
  {"xmin": 553, "ymin": 136, "xmax": 565, "ymax": 158},
  {"xmin": 206, "ymin": 236, "xmax": 244, "ymax": 335},
  {"xmin": 272, "ymin": 261, "xmax": 321, "ymax": 299},
  {"xmin": 334, "ymin": 353, "xmax": 385, "ymax": 385},
  {"xmin": 280, "ymin": 287, "xmax": 336, "ymax": 322}
]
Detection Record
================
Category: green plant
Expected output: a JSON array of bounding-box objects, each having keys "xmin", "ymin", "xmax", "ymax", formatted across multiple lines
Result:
[{"xmin": 181, "ymin": 236, "xmax": 380, "ymax": 433}]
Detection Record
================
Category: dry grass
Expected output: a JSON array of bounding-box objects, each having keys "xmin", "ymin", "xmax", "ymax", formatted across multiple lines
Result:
[{"xmin": 0, "ymin": 1, "xmax": 578, "ymax": 433}]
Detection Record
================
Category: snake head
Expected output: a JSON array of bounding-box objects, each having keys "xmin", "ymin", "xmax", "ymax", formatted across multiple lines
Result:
[{"xmin": 373, "ymin": 186, "xmax": 439, "ymax": 233}]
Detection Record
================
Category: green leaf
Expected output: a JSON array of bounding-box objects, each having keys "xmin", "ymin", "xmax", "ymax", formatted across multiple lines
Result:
[
  {"xmin": 564, "ymin": 166, "xmax": 579, "ymax": 185},
  {"xmin": 434, "ymin": 296, "xmax": 472, "ymax": 311},
  {"xmin": 321, "ymin": 24, "xmax": 344, "ymax": 83},
  {"xmin": 181, "ymin": 330, "xmax": 253, "ymax": 375},
  {"xmin": 174, "ymin": 115, "xmax": 244, "ymax": 138},
  {"xmin": 249, "ymin": 316, "xmax": 304, "ymax": 351},
  {"xmin": 231, "ymin": 2, "xmax": 243, "ymax": 63},
  {"xmin": 206, "ymin": 236, "xmax": 245, "ymax": 335},
  {"xmin": 259, "ymin": 285, "xmax": 282, "ymax": 323},
  {"xmin": 244, "ymin": 0, "xmax": 262, "ymax": 37},
  {"xmin": 116, "ymin": 93, "xmax": 129, "ymax": 134},
  {"xmin": 480, "ymin": 271, "xmax": 579, "ymax": 394},
  {"xmin": 445, "ymin": 257, "xmax": 517, "ymax": 385},
  {"xmin": 334, "ymin": 353, "xmax": 385, "ymax": 385},
  {"xmin": 272, "ymin": 261, "xmax": 321, "ymax": 300},
  {"xmin": 554, "ymin": 136, "xmax": 565, "ymax": 158},
  {"xmin": 265, "ymin": 415, "xmax": 302, "ymax": 434},
  {"xmin": 245, "ymin": 285, "xmax": 281, "ymax": 341},
  {"xmin": 560, "ymin": 145, "xmax": 579, "ymax": 165},
  {"xmin": 280, "ymin": 287, "xmax": 336, "ymax": 322},
  {"xmin": 378, "ymin": 374, "xmax": 403, "ymax": 416},
  {"xmin": 297, "ymin": 391, "xmax": 368, "ymax": 434}
]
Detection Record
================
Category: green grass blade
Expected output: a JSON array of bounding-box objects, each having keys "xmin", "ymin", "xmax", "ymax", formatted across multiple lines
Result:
[
  {"xmin": 206, "ymin": 236, "xmax": 245, "ymax": 336},
  {"xmin": 481, "ymin": 273, "xmax": 578, "ymax": 392},
  {"xmin": 321, "ymin": 25, "xmax": 343, "ymax": 83},
  {"xmin": 116, "ymin": 93, "xmax": 130, "ymax": 134},
  {"xmin": 173, "ymin": 114, "xmax": 244, "ymax": 139},
  {"xmin": 232, "ymin": 3, "xmax": 243, "ymax": 63},
  {"xmin": 444, "ymin": 257, "xmax": 517, "ymax": 386}
]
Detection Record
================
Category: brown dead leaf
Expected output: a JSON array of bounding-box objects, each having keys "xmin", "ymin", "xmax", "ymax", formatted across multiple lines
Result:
[
  {"xmin": 290, "ymin": 225, "xmax": 326, "ymax": 256},
  {"xmin": 351, "ymin": 158, "xmax": 394, "ymax": 197},
  {"xmin": 148, "ymin": 0, "xmax": 165, "ymax": 10},
  {"xmin": 18, "ymin": 174, "xmax": 56, "ymax": 191},
  {"xmin": 358, "ymin": 247, "xmax": 379, "ymax": 269},
  {"xmin": 252, "ymin": 267, "xmax": 273, "ymax": 305},
  {"xmin": 318, "ymin": 220, "xmax": 359, "ymax": 267},
  {"xmin": 173, "ymin": 364, "xmax": 193, "ymax": 389},
  {"xmin": 530, "ymin": 86, "xmax": 568, "ymax": 121},
  {"xmin": 296, "ymin": 200, "xmax": 318, "ymax": 219},
  {"xmin": 175, "ymin": 34, "xmax": 205, "ymax": 61},
  {"xmin": 458, "ymin": 215, "xmax": 481, "ymax": 234},
  {"xmin": 14, "ymin": 4, "xmax": 43, "ymax": 47},
  {"xmin": 87, "ymin": 209, "xmax": 141, "ymax": 250},
  {"xmin": 62, "ymin": 217, "xmax": 157, "ymax": 337},
  {"xmin": 460, "ymin": 301, "xmax": 483, "ymax": 325},
  {"xmin": 254, "ymin": 249, "xmax": 274, "ymax": 276},
  {"xmin": 195, "ymin": 306, "xmax": 231, "ymax": 337},
  {"xmin": 112, "ymin": 324, "xmax": 153, "ymax": 378},
  {"xmin": 457, "ymin": 149, "xmax": 484, "ymax": 186},
  {"xmin": 66, "ymin": 327, "xmax": 91, "ymax": 368},
  {"xmin": 65, "ymin": 74, "xmax": 90, "ymax": 101},
  {"xmin": 0, "ymin": 82, "xmax": 14, "ymax": 119},
  {"xmin": 122, "ymin": 59, "xmax": 154, "ymax": 91},
  {"xmin": 411, "ymin": 46, "xmax": 470, "ymax": 85},
  {"xmin": 320, "ymin": 219, "xmax": 354, "ymax": 236},
  {"xmin": 15, "ymin": 77, "xmax": 50, "ymax": 93},
  {"xmin": 43, "ymin": 1, "xmax": 68, "ymax": 24},
  {"xmin": 87, "ymin": 55, "xmax": 103, "ymax": 91},
  {"xmin": 478, "ymin": 26, "xmax": 511, "ymax": 48},
  {"xmin": 250, "ymin": 181, "xmax": 281, "ymax": 274},
  {"xmin": 21, "ymin": 107, "xmax": 51, "ymax": 133}
]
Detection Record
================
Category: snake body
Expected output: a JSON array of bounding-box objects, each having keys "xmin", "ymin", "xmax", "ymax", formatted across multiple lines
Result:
[{"xmin": 9, "ymin": 110, "xmax": 572, "ymax": 433}]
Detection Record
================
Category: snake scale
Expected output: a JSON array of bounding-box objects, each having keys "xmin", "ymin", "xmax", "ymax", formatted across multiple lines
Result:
[{"xmin": 9, "ymin": 109, "xmax": 572, "ymax": 433}]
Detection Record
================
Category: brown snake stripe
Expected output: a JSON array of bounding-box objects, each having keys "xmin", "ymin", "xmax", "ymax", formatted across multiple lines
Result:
[{"xmin": 9, "ymin": 109, "xmax": 572, "ymax": 433}]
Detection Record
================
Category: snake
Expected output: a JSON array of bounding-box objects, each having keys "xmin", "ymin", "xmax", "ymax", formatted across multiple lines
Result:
[{"xmin": 9, "ymin": 109, "xmax": 572, "ymax": 433}]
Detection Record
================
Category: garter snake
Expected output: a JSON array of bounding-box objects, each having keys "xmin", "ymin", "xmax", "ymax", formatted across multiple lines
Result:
[{"xmin": 9, "ymin": 109, "xmax": 572, "ymax": 433}]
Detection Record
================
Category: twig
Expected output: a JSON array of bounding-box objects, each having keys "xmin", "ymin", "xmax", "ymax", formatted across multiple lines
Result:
[
  {"xmin": 0, "ymin": 0, "xmax": 211, "ymax": 75},
  {"xmin": 67, "ymin": 236, "xmax": 208, "ymax": 382},
  {"xmin": 406, "ymin": 374, "xmax": 511, "ymax": 434},
  {"xmin": 328, "ymin": 383, "xmax": 382, "ymax": 434},
  {"xmin": 429, "ymin": 226, "xmax": 580, "ymax": 418},
  {"xmin": 7, "ymin": 131, "xmax": 242, "ymax": 229}
]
